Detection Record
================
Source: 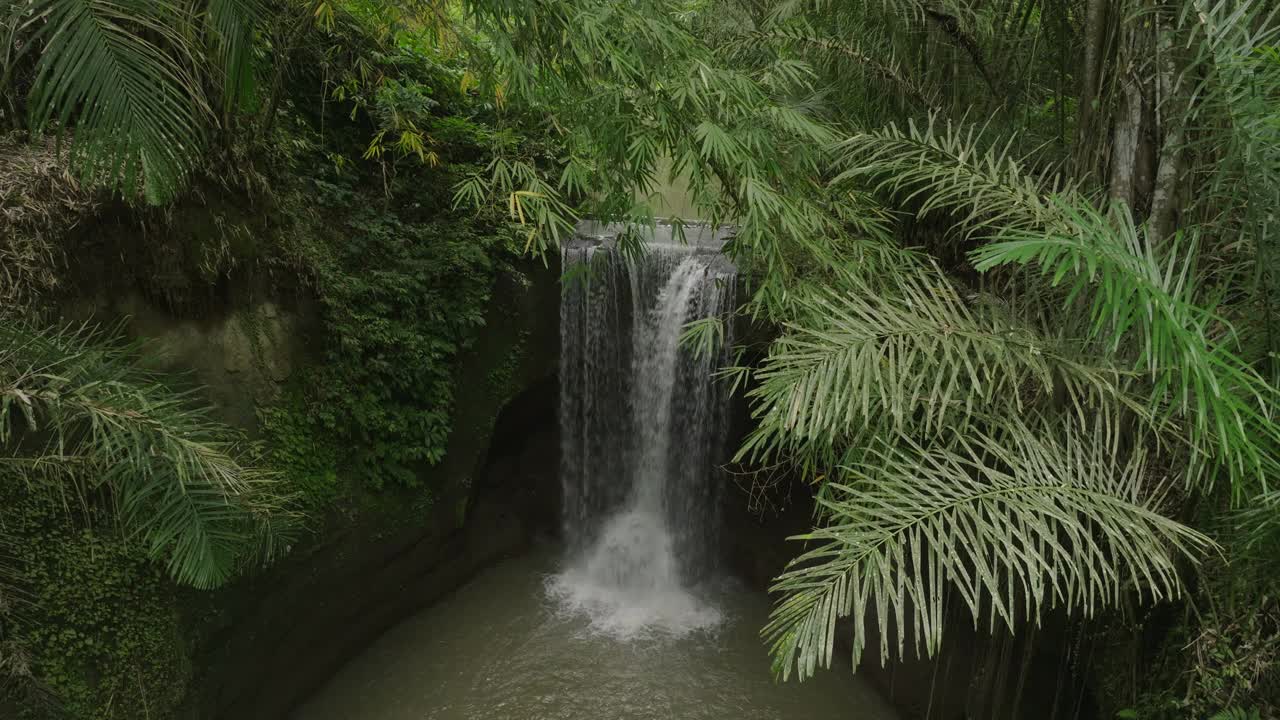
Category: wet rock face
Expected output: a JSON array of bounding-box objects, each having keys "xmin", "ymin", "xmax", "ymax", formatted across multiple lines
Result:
[{"xmin": 186, "ymin": 469, "xmax": 555, "ymax": 720}]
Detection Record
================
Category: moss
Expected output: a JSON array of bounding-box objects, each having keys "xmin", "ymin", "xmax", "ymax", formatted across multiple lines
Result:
[{"xmin": 1, "ymin": 490, "xmax": 191, "ymax": 720}]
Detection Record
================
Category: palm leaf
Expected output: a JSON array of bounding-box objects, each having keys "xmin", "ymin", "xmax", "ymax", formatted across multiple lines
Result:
[
  {"xmin": 973, "ymin": 200, "xmax": 1280, "ymax": 496},
  {"xmin": 830, "ymin": 114, "xmax": 1077, "ymax": 240},
  {"xmin": 739, "ymin": 260, "xmax": 1152, "ymax": 472},
  {"xmin": 826, "ymin": 114, "xmax": 1279, "ymax": 496},
  {"xmin": 205, "ymin": 0, "xmax": 265, "ymax": 113},
  {"xmin": 27, "ymin": 0, "xmax": 209, "ymax": 203},
  {"xmin": 764, "ymin": 417, "xmax": 1213, "ymax": 680},
  {"xmin": 0, "ymin": 321, "xmax": 297, "ymax": 589}
]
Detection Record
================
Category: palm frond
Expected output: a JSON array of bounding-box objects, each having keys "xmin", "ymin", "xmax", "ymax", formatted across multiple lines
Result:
[
  {"xmin": 0, "ymin": 321, "xmax": 298, "ymax": 589},
  {"xmin": 825, "ymin": 114, "xmax": 1278, "ymax": 495},
  {"xmin": 831, "ymin": 114, "xmax": 1076, "ymax": 240},
  {"xmin": 205, "ymin": 0, "xmax": 265, "ymax": 113},
  {"xmin": 973, "ymin": 200, "xmax": 1280, "ymax": 496},
  {"xmin": 739, "ymin": 260, "xmax": 1152, "ymax": 471},
  {"xmin": 764, "ymin": 417, "xmax": 1213, "ymax": 680},
  {"xmin": 27, "ymin": 0, "xmax": 209, "ymax": 203}
]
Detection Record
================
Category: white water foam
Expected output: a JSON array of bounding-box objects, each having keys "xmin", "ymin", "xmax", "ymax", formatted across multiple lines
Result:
[{"xmin": 546, "ymin": 510, "xmax": 723, "ymax": 639}]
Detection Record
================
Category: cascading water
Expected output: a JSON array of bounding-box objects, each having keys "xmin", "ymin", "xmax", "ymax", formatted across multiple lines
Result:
[{"xmin": 550, "ymin": 222, "xmax": 736, "ymax": 638}]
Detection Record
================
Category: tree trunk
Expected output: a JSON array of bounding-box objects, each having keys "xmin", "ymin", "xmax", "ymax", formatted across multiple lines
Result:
[
  {"xmin": 1075, "ymin": 0, "xmax": 1110, "ymax": 168},
  {"xmin": 1109, "ymin": 72, "xmax": 1144, "ymax": 209},
  {"xmin": 1109, "ymin": 14, "xmax": 1157, "ymax": 213},
  {"xmin": 1148, "ymin": 9, "xmax": 1185, "ymax": 242}
]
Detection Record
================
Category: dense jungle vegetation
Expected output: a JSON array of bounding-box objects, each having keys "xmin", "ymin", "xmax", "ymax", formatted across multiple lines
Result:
[{"xmin": 1, "ymin": 0, "xmax": 1278, "ymax": 718}]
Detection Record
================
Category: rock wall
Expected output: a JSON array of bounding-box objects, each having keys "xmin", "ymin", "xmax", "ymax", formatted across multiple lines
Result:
[
  {"xmin": 168, "ymin": 259, "xmax": 562, "ymax": 719},
  {"xmin": 52, "ymin": 249, "xmax": 563, "ymax": 719},
  {"xmin": 59, "ymin": 281, "xmax": 317, "ymax": 431}
]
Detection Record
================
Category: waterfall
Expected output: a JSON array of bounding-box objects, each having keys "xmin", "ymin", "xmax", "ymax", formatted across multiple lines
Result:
[{"xmin": 550, "ymin": 222, "xmax": 736, "ymax": 638}]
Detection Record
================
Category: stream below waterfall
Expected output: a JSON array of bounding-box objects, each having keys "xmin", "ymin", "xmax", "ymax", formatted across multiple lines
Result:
[{"xmin": 293, "ymin": 547, "xmax": 898, "ymax": 720}]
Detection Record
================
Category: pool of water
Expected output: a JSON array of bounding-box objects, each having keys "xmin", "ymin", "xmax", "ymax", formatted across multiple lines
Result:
[{"xmin": 294, "ymin": 547, "xmax": 898, "ymax": 720}]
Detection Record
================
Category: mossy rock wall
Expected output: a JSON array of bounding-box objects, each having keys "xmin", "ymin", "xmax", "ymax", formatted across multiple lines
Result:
[
  {"xmin": 68, "ymin": 290, "xmax": 315, "ymax": 431},
  {"xmin": 176, "ymin": 258, "xmax": 560, "ymax": 719},
  {"xmin": 10, "ymin": 242, "xmax": 560, "ymax": 720},
  {"xmin": 0, "ymin": 491, "xmax": 193, "ymax": 720}
]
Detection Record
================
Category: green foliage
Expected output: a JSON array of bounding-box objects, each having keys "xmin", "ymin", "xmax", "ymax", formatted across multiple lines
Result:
[
  {"xmin": 15, "ymin": 0, "xmax": 265, "ymax": 203},
  {"xmin": 717, "ymin": 0, "xmax": 1280, "ymax": 691},
  {"xmin": 269, "ymin": 205, "xmax": 508, "ymax": 492},
  {"xmin": 974, "ymin": 200, "xmax": 1280, "ymax": 497},
  {"xmin": 0, "ymin": 322, "xmax": 297, "ymax": 590},
  {"xmin": 738, "ymin": 229, "xmax": 1244, "ymax": 678},
  {"xmin": 0, "ymin": 2, "xmax": 532, "ymax": 717},
  {"xmin": 0, "ymin": 490, "xmax": 191, "ymax": 720},
  {"xmin": 484, "ymin": 328, "xmax": 529, "ymax": 403},
  {"xmin": 3, "ymin": 0, "xmax": 1278, "ymax": 716},
  {"xmin": 453, "ymin": 0, "xmax": 882, "ymax": 315},
  {"xmin": 765, "ymin": 418, "xmax": 1211, "ymax": 676},
  {"xmin": 24, "ymin": 0, "xmax": 205, "ymax": 203},
  {"xmin": 244, "ymin": 1, "xmax": 537, "ymax": 500},
  {"xmin": 738, "ymin": 259, "xmax": 1147, "ymax": 472},
  {"xmin": 831, "ymin": 116, "xmax": 1074, "ymax": 241},
  {"xmin": 254, "ymin": 125, "xmax": 522, "ymax": 502},
  {"xmin": 1179, "ymin": 2, "xmax": 1280, "ymax": 382},
  {"xmin": 258, "ymin": 393, "xmax": 341, "ymax": 512},
  {"xmin": 0, "ymin": 204, "xmax": 299, "ymax": 716},
  {"xmin": 739, "ymin": 200, "xmax": 1244, "ymax": 680},
  {"xmin": 1094, "ymin": 512, "xmax": 1280, "ymax": 719}
]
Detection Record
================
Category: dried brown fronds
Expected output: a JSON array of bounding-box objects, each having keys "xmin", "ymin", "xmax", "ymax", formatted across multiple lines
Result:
[{"xmin": 0, "ymin": 134, "xmax": 98, "ymax": 315}]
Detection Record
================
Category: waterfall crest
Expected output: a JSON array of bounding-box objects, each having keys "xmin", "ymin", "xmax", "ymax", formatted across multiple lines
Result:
[{"xmin": 550, "ymin": 223, "xmax": 736, "ymax": 638}]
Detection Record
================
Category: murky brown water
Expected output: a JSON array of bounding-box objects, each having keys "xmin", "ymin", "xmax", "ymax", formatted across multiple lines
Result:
[{"xmin": 295, "ymin": 548, "xmax": 898, "ymax": 720}]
